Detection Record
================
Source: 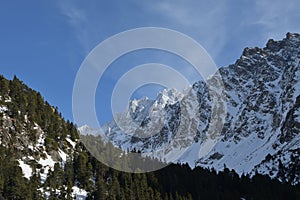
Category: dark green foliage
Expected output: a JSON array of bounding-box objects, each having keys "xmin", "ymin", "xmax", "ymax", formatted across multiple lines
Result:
[
  {"xmin": 1, "ymin": 75, "xmax": 79, "ymax": 146},
  {"xmin": 153, "ymin": 164, "xmax": 300, "ymax": 200},
  {"xmin": 0, "ymin": 75, "xmax": 9, "ymax": 98},
  {"xmin": 2, "ymin": 162, "xmax": 28, "ymax": 199},
  {"xmin": 0, "ymin": 74, "xmax": 300, "ymax": 199}
]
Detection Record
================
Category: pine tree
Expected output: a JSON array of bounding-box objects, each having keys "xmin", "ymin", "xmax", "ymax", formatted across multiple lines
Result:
[
  {"xmin": 94, "ymin": 174, "xmax": 106, "ymax": 200},
  {"xmin": 0, "ymin": 75, "xmax": 9, "ymax": 99},
  {"xmin": 3, "ymin": 164, "xmax": 27, "ymax": 199}
]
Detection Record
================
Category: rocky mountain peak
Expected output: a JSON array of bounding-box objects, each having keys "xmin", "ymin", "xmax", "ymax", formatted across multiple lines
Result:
[{"xmin": 80, "ymin": 33, "xmax": 300, "ymax": 184}]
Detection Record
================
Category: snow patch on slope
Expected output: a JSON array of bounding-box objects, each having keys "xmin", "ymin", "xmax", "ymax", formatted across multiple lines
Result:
[
  {"xmin": 72, "ymin": 186, "xmax": 87, "ymax": 200},
  {"xmin": 38, "ymin": 152, "xmax": 55, "ymax": 183},
  {"xmin": 58, "ymin": 149, "xmax": 67, "ymax": 162},
  {"xmin": 18, "ymin": 160, "xmax": 32, "ymax": 179},
  {"xmin": 66, "ymin": 137, "xmax": 77, "ymax": 149}
]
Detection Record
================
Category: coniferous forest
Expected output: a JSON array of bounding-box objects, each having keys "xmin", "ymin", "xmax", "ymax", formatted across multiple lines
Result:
[{"xmin": 0, "ymin": 75, "xmax": 300, "ymax": 199}]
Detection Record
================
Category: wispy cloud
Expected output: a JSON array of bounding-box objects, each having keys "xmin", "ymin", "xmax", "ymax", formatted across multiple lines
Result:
[
  {"xmin": 254, "ymin": 0, "xmax": 300, "ymax": 39},
  {"xmin": 146, "ymin": 1, "xmax": 228, "ymax": 58},
  {"xmin": 134, "ymin": 0, "xmax": 229, "ymax": 81},
  {"xmin": 56, "ymin": 1, "xmax": 92, "ymax": 54},
  {"xmin": 56, "ymin": 0, "xmax": 300, "ymax": 66},
  {"xmin": 58, "ymin": 2, "xmax": 86, "ymax": 26},
  {"xmin": 56, "ymin": 0, "xmax": 300, "ymax": 124}
]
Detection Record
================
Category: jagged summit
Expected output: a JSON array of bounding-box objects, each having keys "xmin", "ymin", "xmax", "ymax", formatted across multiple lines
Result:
[{"xmin": 80, "ymin": 33, "xmax": 300, "ymax": 184}]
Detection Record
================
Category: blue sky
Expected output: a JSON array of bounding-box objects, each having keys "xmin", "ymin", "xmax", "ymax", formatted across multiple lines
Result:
[{"xmin": 1, "ymin": 0, "xmax": 300, "ymax": 126}]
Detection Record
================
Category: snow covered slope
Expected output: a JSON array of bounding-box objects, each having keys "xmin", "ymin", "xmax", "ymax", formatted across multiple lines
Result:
[{"xmin": 80, "ymin": 33, "xmax": 300, "ymax": 184}]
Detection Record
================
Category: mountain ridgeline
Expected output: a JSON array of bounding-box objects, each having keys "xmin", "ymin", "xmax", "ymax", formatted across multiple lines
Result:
[
  {"xmin": 0, "ymin": 33, "xmax": 299, "ymax": 199},
  {"xmin": 81, "ymin": 33, "xmax": 300, "ymax": 185}
]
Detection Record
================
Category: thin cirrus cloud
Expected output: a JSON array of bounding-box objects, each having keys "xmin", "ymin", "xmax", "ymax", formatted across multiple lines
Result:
[
  {"xmin": 140, "ymin": 0, "xmax": 229, "ymax": 66},
  {"xmin": 56, "ymin": 0, "xmax": 93, "ymax": 54},
  {"xmin": 56, "ymin": 0, "xmax": 300, "ymax": 124},
  {"xmin": 253, "ymin": 0, "xmax": 300, "ymax": 38},
  {"xmin": 57, "ymin": 0, "xmax": 300, "ymax": 65},
  {"xmin": 148, "ymin": 0, "xmax": 300, "ymax": 65},
  {"xmin": 56, "ymin": 1, "xmax": 223, "ymax": 80},
  {"xmin": 56, "ymin": 0, "xmax": 300, "ymax": 85}
]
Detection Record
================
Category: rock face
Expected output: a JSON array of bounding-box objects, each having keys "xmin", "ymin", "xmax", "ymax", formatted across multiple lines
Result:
[{"xmin": 80, "ymin": 33, "xmax": 300, "ymax": 184}]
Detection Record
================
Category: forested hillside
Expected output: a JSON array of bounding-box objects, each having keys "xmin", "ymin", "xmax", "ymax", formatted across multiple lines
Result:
[{"xmin": 0, "ymin": 75, "xmax": 299, "ymax": 199}]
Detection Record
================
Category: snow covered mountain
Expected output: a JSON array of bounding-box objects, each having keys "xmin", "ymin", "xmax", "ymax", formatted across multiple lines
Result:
[{"xmin": 80, "ymin": 33, "xmax": 300, "ymax": 184}]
